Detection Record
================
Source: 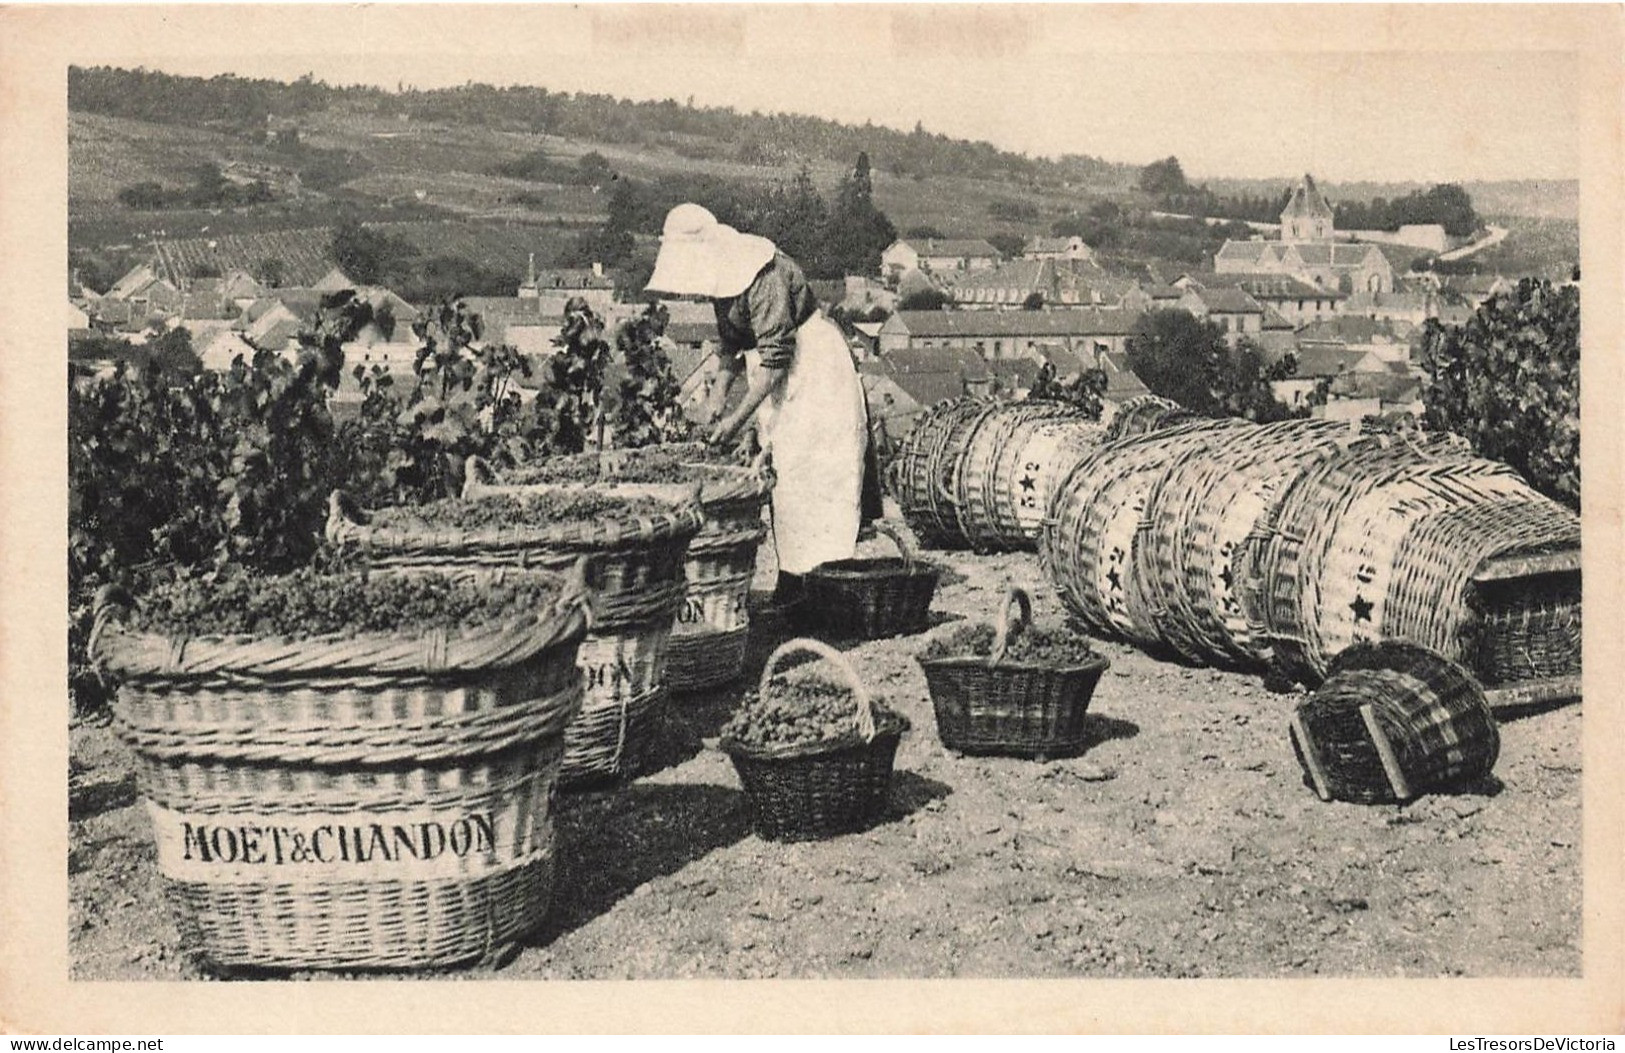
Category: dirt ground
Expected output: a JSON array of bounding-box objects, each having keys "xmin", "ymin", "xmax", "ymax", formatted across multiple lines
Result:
[{"xmin": 68, "ymin": 526, "xmax": 1582, "ymax": 981}]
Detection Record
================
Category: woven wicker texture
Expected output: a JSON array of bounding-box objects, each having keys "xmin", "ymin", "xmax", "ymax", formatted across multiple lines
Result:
[
  {"xmin": 955, "ymin": 402, "xmax": 1098, "ymax": 552},
  {"xmin": 797, "ymin": 522, "xmax": 941, "ymax": 640},
  {"xmin": 890, "ymin": 398, "xmax": 994, "ymax": 549},
  {"xmin": 917, "ymin": 587, "xmax": 1110, "ymax": 758},
  {"xmin": 93, "ymin": 579, "xmax": 590, "ymax": 972},
  {"xmin": 474, "ymin": 451, "xmax": 774, "ymax": 694},
  {"xmin": 327, "ymin": 488, "xmax": 700, "ymax": 785},
  {"xmin": 1134, "ymin": 418, "xmax": 1354, "ymax": 667},
  {"xmin": 721, "ymin": 639, "xmax": 907, "ymax": 841},
  {"xmin": 989, "ymin": 414, "xmax": 1107, "ymax": 550},
  {"xmin": 1290, "ymin": 641, "xmax": 1500, "ymax": 804},
  {"xmin": 1041, "ymin": 417, "xmax": 1250, "ymax": 644},
  {"xmin": 1246, "ymin": 441, "xmax": 1579, "ymax": 684}
]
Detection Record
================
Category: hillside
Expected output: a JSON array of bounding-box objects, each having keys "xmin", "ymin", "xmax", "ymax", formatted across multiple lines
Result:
[{"xmin": 69, "ymin": 66, "xmax": 1574, "ymax": 300}]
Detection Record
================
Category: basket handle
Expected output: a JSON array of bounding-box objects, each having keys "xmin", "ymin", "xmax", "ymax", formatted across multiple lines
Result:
[
  {"xmin": 758, "ymin": 637, "xmax": 876, "ymax": 742},
  {"xmin": 873, "ymin": 521, "xmax": 915, "ymax": 571},
  {"xmin": 325, "ymin": 488, "xmax": 370, "ymax": 540},
  {"xmin": 990, "ymin": 586, "xmax": 1033, "ymax": 664},
  {"xmin": 87, "ymin": 582, "xmax": 133, "ymax": 663}
]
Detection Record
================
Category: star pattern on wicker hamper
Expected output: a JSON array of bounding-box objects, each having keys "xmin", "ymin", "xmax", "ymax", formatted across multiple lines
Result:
[
  {"xmin": 1019, "ymin": 474, "xmax": 1036, "ymax": 492},
  {"xmin": 1350, "ymin": 593, "xmax": 1374, "ymax": 623},
  {"xmin": 1219, "ymin": 563, "xmax": 1234, "ymax": 591},
  {"xmin": 1107, "ymin": 566, "xmax": 1122, "ymax": 592}
]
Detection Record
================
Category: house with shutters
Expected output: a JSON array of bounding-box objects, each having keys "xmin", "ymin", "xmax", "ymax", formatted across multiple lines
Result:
[
  {"xmin": 877, "ymin": 308, "xmax": 1143, "ymax": 361},
  {"xmin": 880, "ymin": 238, "xmax": 1001, "ymax": 282}
]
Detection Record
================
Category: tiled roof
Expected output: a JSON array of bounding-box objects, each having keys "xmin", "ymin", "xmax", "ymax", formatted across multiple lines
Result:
[
  {"xmin": 1100, "ymin": 352, "xmax": 1151, "ymax": 399},
  {"xmin": 947, "ymin": 259, "xmax": 1047, "ymax": 293},
  {"xmin": 1297, "ymin": 316, "xmax": 1410, "ymax": 345},
  {"xmin": 988, "ymin": 358, "xmax": 1040, "ymax": 388},
  {"xmin": 901, "ymin": 238, "xmax": 1001, "ymax": 259},
  {"xmin": 888, "ymin": 308, "xmax": 1142, "ymax": 340},
  {"xmin": 1330, "ymin": 371, "xmax": 1420, "ymax": 403},
  {"xmin": 1281, "ymin": 175, "xmax": 1334, "ymax": 220},
  {"xmin": 1260, "ymin": 305, "xmax": 1294, "ymax": 330},
  {"xmin": 1194, "ymin": 287, "xmax": 1264, "ymax": 314},
  {"xmin": 883, "ymin": 346, "xmax": 991, "ymax": 380},
  {"xmin": 1216, "ymin": 240, "xmax": 1278, "ymax": 262},
  {"xmin": 664, "ymin": 321, "xmax": 720, "ymax": 346},
  {"xmin": 1293, "ymin": 346, "xmax": 1368, "ymax": 378}
]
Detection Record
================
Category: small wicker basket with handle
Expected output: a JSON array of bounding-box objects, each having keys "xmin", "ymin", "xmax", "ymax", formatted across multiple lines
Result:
[
  {"xmin": 721, "ymin": 638, "xmax": 908, "ymax": 841},
  {"xmin": 917, "ymin": 587, "xmax": 1110, "ymax": 759},
  {"xmin": 796, "ymin": 522, "xmax": 941, "ymax": 640}
]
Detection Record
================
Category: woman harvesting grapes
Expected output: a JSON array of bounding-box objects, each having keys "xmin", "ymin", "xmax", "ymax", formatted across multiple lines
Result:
[{"xmin": 645, "ymin": 203, "xmax": 871, "ymax": 605}]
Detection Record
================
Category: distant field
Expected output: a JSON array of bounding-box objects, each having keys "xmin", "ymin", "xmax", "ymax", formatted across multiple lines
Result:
[{"xmin": 1469, "ymin": 216, "xmax": 1580, "ymax": 281}]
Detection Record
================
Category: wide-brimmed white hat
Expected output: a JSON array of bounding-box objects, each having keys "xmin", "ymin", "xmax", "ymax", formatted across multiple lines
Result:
[{"xmin": 644, "ymin": 203, "xmax": 777, "ymax": 299}]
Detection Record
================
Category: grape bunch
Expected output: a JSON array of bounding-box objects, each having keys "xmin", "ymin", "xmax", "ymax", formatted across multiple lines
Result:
[
  {"xmin": 373, "ymin": 491, "xmax": 675, "ymax": 532},
  {"xmin": 129, "ymin": 566, "xmax": 568, "ymax": 640},
  {"xmin": 921, "ymin": 622, "xmax": 1100, "ymax": 666},
  {"xmin": 505, "ymin": 448, "xmax": 737, "ymax": 487},
  {"xmin": 722, "ymin": 676, "xmax": 899, "ymax": 752}
]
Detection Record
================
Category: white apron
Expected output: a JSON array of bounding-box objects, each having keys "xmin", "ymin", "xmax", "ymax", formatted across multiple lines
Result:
[{"xmin": 746, "ymin": 313, "xmax": 868, "ymax": 575}]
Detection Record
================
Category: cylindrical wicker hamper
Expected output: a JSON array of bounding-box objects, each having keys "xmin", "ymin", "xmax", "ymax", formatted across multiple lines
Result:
[
  {"xmin": 91, "ymin": 571, "xmax": 593, "ymax": 972},
  {"xmin": 955, "ymin": 401, "xmax": 1099, "ymax": 552},
  {"xmin": 1134, "ymin": 417, "xmax": 1354, "ymax": 667},
  {"xmin": 1289, "ymin": 640, "xmax": 1500, "ymax": 804},
  {"xmin": 1244, "ymin": 439, "xmax": 1580, "ymax": 686},
  {"xmin": 327, "ymin": 486, "xmax": 704, "ymax": 787},
  {"xmin": 889, "ymin": 397, "xmax": 994, "ymax": 550},
  {"xmin": 470, "ymin": 449, "xmax": 774, "ymax": 693},
  {"xmin": 1041, "ymin": 417, "xmax": 1251, "ymax": 645}
]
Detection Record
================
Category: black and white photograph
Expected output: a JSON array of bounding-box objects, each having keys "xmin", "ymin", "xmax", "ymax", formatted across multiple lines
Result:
[{"xmin": 2, "ymin": 1, "xmax": 1621, "ymax": 1035}]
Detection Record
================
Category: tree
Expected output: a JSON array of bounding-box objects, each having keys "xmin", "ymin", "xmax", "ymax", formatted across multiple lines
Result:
[
  {"xmin": 331, "ymin": 220, "xmax": 394, "ymax": 285},
  {"xmin": 1125, "ymin": 309, "xmax": 1299, "ymax": 422},
  {"xmin": 822, "ymin": 152, "xmax": 898, "ymax": 278},
  {"xmin": 1021, "ymin": 291, "xmax": 1046, "ymax": 310},
  {"xmin": 258, "ymin": 256, "xmax": 287, "ymax": 287},
  {"xmin": 1418, "ymin": 279, "xmax": 1578, "ymax": 507},
  {"xmin": 988, "ymin": 233, "xmax": 1026, "ymax": 259},
  {"xmin": 906, "ymin": 225, "xmax": 948, "ymax": 240},
  {"xmin": 898, "ymin": 288, "xmax": 950, "ymax": 312},
  {"xmin": 1139, "ymin": 156, "xmax": 1188, "ymax": 196}
]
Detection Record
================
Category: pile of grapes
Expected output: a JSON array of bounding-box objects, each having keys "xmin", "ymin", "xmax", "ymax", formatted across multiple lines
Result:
[
  {"xmin": 128, "ymin": 567, "xmax": 567, "ymax": 639},
  {"xmin": 721, "ymin": 675, "xmax": 904, "ymax": 754},
  {"xmin": 504, "ymin": 447, "xmax": 739, "ymax": 487},
  {"xmin": 921, "ymin": 622, "xmax": 1101, "ymax": 666},
  {"xmin": 371, "ymin": 491, "xmax": 676, "ymax": 533}
]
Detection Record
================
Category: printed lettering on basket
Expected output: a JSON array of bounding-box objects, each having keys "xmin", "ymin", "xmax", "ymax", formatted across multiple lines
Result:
[
  {"xmin": 672, "ymin": 590, "xmax": 748, "ymax": 635},
  {"xmin": 147, "ymin": 798, "xmax": 550, "ymax": 883}
]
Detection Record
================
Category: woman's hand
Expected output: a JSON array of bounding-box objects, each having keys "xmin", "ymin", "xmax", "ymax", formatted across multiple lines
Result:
[{"xmin": 706, "ymin": 414, "xmax": 741, "ymax": 448}]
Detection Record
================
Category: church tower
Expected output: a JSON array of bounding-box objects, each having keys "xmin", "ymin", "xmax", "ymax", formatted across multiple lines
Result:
[{"xmin": 1280, "ymin": 174, "xmax": 1335, "ymax": 243}]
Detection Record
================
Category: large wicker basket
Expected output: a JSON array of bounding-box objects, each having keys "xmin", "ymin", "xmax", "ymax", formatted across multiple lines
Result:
[
  {"xmin": 889, "ymin": 397, "xmax": 993, "ymax": 550},
  {"xmin": 1134, "ymin": 418, "xmax": 1353, "ymax": 667},
  {"xmin": 471, "ymin": 449, "xmax": 773, "ymax": 693},
  {"xmin": 1243, "ymin": 440, "xmax": 1580, "ymax": 695},
  {"xmin": 795, "ymin": 522, "xmax": 941, "ymax": 640},
  {"xmin": 721, "ymin": 639, "xmax": 908, "ymax": 841},
  {"xmin": 91, "ymin": 570, "xmax": 593, "ymax": 972},
  {"xmin": 1041, "ymin": 417, "xmax": 1251, "ymax": 645},
  {"xmin": 1289, "ymin": 641, "xmax": 1501, "ymax": 804},
  {"xmin": 327, "ymin": 485, "xmax": 705, "ymax": 787},
  {"xmin": 955, "ymin": 402, "xmax": 1100, "ymax": 552},
  {"xmin": 917, "ymin": 587, "xmax": 1110, "ymax": 759}
]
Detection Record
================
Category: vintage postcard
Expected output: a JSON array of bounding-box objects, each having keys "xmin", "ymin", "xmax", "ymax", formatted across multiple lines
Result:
[{"xmin": 1, "ymin": 2, "xmax": 1621, "ymax": 1035}]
